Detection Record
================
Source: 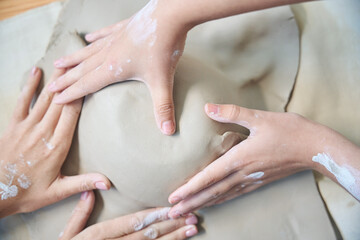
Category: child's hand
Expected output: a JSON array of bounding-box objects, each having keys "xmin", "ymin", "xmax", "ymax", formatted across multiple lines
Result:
[{"xmin": 50, "ymin": 0, "xmax": 189, "ymax": 135}]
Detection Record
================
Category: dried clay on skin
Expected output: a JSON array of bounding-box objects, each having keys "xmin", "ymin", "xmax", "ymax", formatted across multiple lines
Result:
[
  {"xmin": 313, "ymin": 152, "xmax": 360, "ymax": 200},
  {"xmin": 134, "ymin": 207, "xmax": 170, "ymax": 231},
  {"xmin": 127, "ymin": 0, "xmax": 158, "ymax": 46}
]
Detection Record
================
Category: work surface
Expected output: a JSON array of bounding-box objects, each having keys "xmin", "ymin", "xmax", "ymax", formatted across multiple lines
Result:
[
  {"xmin": 0, "ymin": 0, "xmax": 59, "ymax": 20},
  {"xmin": 0, "ymin": 0, "xmax": 359, "ymax": 239}
]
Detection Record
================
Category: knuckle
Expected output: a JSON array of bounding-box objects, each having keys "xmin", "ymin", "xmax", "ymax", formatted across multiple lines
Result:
[
  {"xmin": 79, "ymin": 179, "xmax": 92, "ymax": 192},
  {"xmin": 209, "ymin": 188, "xmax": 222, "ymax": 199},
  {"xmin": 40, "ymin": 91, "xmax": 52, "ymax": 103},
  {"xmin": 226, "ymin": 104, "xmax": 240, "ymax": 121},
  {"xmin": 143, "ymin": 227, "xmax": 159, "ymax": 239},
  {"xmin": 203, "ymin": 174, "xmax": 217, "ymax": 187},
  {"xmin": 156, "ymin": 103, "xmax": 174, "ymax": 116},
  {"xmin": 131, "ymin": 215, "xmax": 144, "ymax": 231}
]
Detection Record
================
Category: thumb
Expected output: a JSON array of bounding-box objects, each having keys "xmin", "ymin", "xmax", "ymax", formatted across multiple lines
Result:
[
  {"xmin": 149, "ymin": 79, "xmax": 176, "ymax": 135},
  {"xmin": 51, "ymin": 173, "xmax": 111, "ymax": 201},
  {"xmin": 205, "ymin": 103, "xmax": 256, "ymax": 129},
  {"xmin": 60, "ymin": 191, "xmax": 95, "ymax": 240}
]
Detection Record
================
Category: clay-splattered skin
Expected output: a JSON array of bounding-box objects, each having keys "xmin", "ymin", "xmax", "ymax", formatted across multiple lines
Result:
[
  {"xmin": 50, "ymin": 0, "xmax": 187, "ymax": 136},
  {"xmin": 0, "ymin": 67, "xmax": 110, "ymax": 218},
  {"xmin": 61, "ymin": 199, "xmax": 198, "ymax": 239},
  {"xmin": 0, "ymin": 67, "xmax": 199, "ymax": 240},
  {"xmin": 312, "ymin": 152, "xmax": 360, "ymax": 200},
  {"xmin": 0, "ymin": 161, "xmax": 31, "ymax": 201},
  {"xmin": 49, "ymin": 0, "xmax": 312, "ymax": 137},
  {"xmin": 168, "ymin": 103, "xmax": 360, "ymax": 218}
]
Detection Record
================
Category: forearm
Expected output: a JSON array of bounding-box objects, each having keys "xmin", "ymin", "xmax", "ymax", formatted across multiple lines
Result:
[
  {"xmin": 158, "ymin": 0, "xmax": 314, "ymax": 29},
  {"xmin": 308, "ymin": 126, "xmax": 360, "ymax": 200}
]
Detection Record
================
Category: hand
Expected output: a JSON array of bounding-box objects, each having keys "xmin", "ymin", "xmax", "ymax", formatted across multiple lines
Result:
[
  {"xmin": 60, "ymin": 191, "xmax": 198, "ymax": 240},
  {"xmin": 49, "ymin": 0, "xmax": 190, "ymax": 135},
  {"xmin": 168, "ymin": 103, "xmax": 321, "ymax": 218},
  {"xmin": 0, "ymin": 67, "xmax": 110, "ymax": 218}
]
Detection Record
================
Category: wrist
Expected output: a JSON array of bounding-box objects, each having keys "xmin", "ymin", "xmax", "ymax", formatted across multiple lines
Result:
[
  {"xmin": 156, "ymin": 0, "xmax": 201, "ymax": 31},
  {"xmin": 307, "ymin": 123, "xmax": 360, "ymax": 175}
]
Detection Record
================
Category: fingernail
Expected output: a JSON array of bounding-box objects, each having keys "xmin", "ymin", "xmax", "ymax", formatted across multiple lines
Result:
[
  {"xmin": 206, "ymin": 103, "xmax": 219, "ymax": 116},
  {"xmin": 54, "ymin": 58, "xmax": 65, "ymax": 68},
  {"xmin": 95, "ymin": 182, "xmax": 108, "ymax": 190},
  {"xmin": 85, "ymin": 34, "xmax": 93, "ymax": 41},
  {"xmin": 31, "ymin": 66, "xmax": 38, "ymax": 76},
  {"xmin": 48, "ymin": 81, "xmax": 56, "ymax": 91},
  {"xmin": 169, "ymin": 196, "xmax": 181, "ymax": 204},
  {"xmin": 81, "ymin": 191, "xmax": 89, "ymax": 200},
  {"xmin": 185, "ymin": 226, "xmax": 198, "ymax": 237},
  {"xmin": 185, "ymin": 214, "xmax": 198, "ymax": 225},
  {"xmin": 161, "ymin": 120, "xmax": 174, "ymax": 135}
]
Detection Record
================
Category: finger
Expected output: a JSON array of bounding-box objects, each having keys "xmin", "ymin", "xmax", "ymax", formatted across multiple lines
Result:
[
  {"xmin": 204, "ymin": 175, "xmax": 277, "ymax": 209},
  {"xmin": 75, "ymin": 207, "xmax": 172, "ymax": 239},
  {"xmin": 205, "ymin": 103, "xmax": 258, "ymax": 129},
  {"xmin": 60, "ymin": 191, "xmax": 95, "ymax": 240},
  {"xmin": 169, "ymin": 170, "xmax": 249, "ymax": 218},
  {"xmin": 50, "ymin": 173, "xmax": 110, "ymax": 202},
  {"xmin": 212, "ymin": 181, "xmax": 265, "ymax": 206},
  {"xmin": 53, "ymin": 38, "xmax": 106, "ymax": 68},
  {"xmin": 148, "ymin": 78, "xmax": 176, "ymax": 135},
  {"xmin": 27, "ymin": 69, "xmax": 65, "ymax": 124},
  {"xmin": 12, "ymin": 67, "xmax": 42, "ymax": 123},
  {"xmin": 85, "ymin": 22, "xmax": 123, "ymax": 42},
  {"xmin": 52, "ymin": 67, "xmax": 114, "ymax": 104},
  {"xmin": 123, "ymin": 214, "xmax": 197, "ymax": 240},
  {"xmin": 158, "ymin": 225, "xmax": 198, "ymax": 240},
  {"xmin": 170, "ymin": 165, "xmax": 267, "ymax": 217},
  {"xmin": 39, "ymin": 93, "xmax": 64, "ymax": 132},
  {"xmin": 168, "ymin": 144, "xmax": 242, "ymax": 205},
  {"xmin": 49, "ymin": 51, "xmax": 106, "ymax": 93},
  {"xmin": 52, "ymin": 98, "xmax": 82, "ymax": 144}
]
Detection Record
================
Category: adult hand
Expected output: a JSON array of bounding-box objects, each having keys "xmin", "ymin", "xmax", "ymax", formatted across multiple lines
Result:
[
  {"xmin": 0, "ymin": 67, "xmax": 110, "ymax": 218},
  {"xmin": 50, "ymin": 0, "xmax": 190, "ymax": 135},
  {"xmin": 60, "ymin": 191, "xmax": 198, "ymax": 240},
  {"xmin": 168, "ymin": 103, "xmax": 320, "ymax": 218}
]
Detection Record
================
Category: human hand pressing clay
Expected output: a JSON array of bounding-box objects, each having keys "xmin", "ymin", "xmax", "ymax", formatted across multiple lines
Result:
[
  {"xmin": 0, "ymin": 68, "xmax": 110, "ymax": 218},
  {"xmin": 59, "ymin": 191, "xmax": 198, "ymax": 240},
  {"xmin": 73, "ymin": 55, "xmax": 247, "ymax": 221},
  {"xmin": 50, "ymin": 0, "xmax": 188, "ymax": 135},
  {"xmin": 168, "ymin": 104, "xmax": 360, "ymax": 218},
  {"xmin": 49, "ymin": 0, "xmax": 311, "ymax": 135}
]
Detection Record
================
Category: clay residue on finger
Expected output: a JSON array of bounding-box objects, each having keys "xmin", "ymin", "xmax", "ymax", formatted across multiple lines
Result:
[
  {"xmin": 245, "ymin": 171, "xmax": 264, "ymax": 179},
  {"xmin": 134, "ymin": 207, "xmax": 171, "ymax": 231}
]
